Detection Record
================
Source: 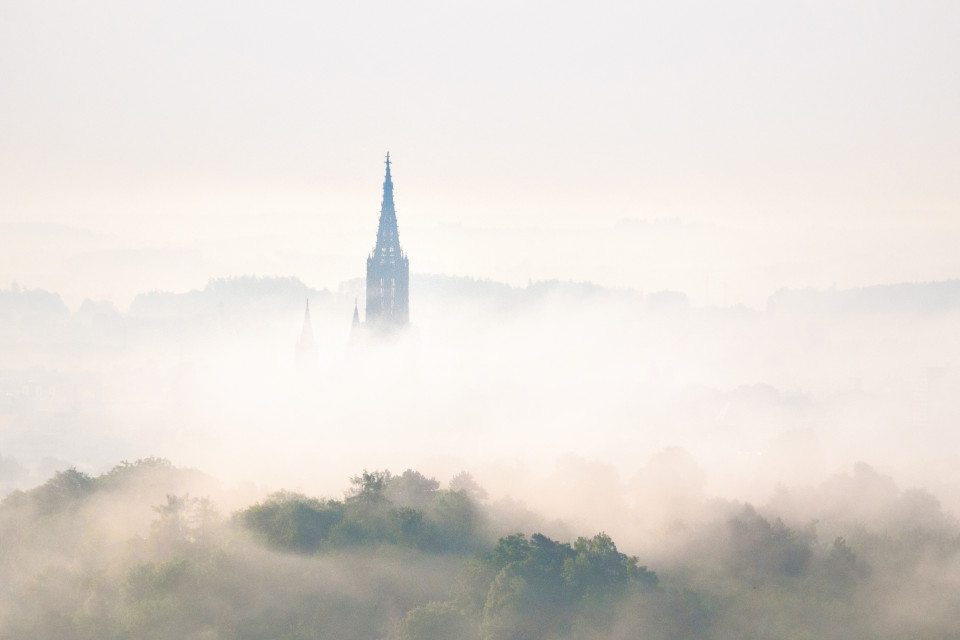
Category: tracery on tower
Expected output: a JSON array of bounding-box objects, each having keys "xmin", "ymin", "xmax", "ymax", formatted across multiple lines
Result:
[{"xmin": 364, "ymin": 152, "xmax": 410, "ymax": 328}]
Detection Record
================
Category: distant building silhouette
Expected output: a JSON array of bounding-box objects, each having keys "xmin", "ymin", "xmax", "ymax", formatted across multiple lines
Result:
[
  {"xmin": 349, "ymin": 297, "xmax": 362, "ymax": 346},
  {"xmin": 364, "ymin": 153, "xmax": 409, "ymax": 328},
  {"xmin": 296, "ymin": 299, "xmax": 317, "ymax": 360}
]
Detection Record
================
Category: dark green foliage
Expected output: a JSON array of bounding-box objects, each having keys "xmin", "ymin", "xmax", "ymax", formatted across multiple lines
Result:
[
  {"xmin": 238, "ymin": 491, "xmax": 345, "ymax": 552},
  {"xmin": 2, "ymin": 467, "xmax": 95, "ymax": 514},
  {"xmin": 431, "ymin": 488, "xmax": 484, "ymax": 552},
  {"xmin": 0, "ymin": 462, "xmax": 466, "ymax": 640},
  {"xmin": 0, "ymin": 459, "xmax": 217, "ymax": 577},
  {"xmin": 347, "ymin": 469, "xmax": 393, "ymax": 505},
  {"xmin": 453, "ymin": 532, "xmax": 660, "ymax": 640},
  {"xmin": 5, "ymin": 460, "xmax": 960, "ymax": 640},
  {"xmin": 727, "ymin": 505, "xmax": 813, "ymax": 579},
  {"xmin": 388, "ymin": 469, "xmax": 441, "ymax": 509},
  {"xmin": 824, "ymin": 536, "xmax": 870, "ymax": 586},
  {"xmin": 237, "ymin": 469, "xmax": 486, "ymax": 554},
  {"xmin": 565, "ymin": 532, "xmax": 658, "ymax": 599}
]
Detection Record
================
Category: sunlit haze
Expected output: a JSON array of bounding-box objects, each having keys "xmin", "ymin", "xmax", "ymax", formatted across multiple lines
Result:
[
  {"xmin": 3, "ymin": 2, "xmax": 960, "ymax": 308},
  {"xmin": 3, "ymin": 3, "xmax": 960, "ymax": 638}
]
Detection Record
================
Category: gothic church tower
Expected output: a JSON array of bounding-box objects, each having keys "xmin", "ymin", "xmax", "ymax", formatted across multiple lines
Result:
[{"xmin": 365, "ymin": 153, "xmax": 409, "ymax": 327}]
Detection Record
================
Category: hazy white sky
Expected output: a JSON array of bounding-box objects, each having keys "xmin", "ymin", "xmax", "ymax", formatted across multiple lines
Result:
[{"xmin": 2, "ymin": 1, "xmax": 959, "ymax": 306}]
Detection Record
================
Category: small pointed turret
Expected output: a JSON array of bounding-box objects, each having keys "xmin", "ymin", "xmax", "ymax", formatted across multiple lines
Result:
[
  {"xmin": 352, "ymin": 298, "xmax": 360, "ymax": 327},
  {"xmin": 296, "ymin": 299, "xmax": 316, "ymax": 357}
]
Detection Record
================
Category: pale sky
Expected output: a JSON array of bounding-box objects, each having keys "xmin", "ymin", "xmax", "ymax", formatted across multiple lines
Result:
[{"xmin": 2, "ymin": 1, "xmax": 959, "ymax": 307}]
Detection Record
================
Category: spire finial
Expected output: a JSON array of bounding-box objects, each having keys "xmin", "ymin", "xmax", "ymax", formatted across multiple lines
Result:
[{"xmin": 385, "ymin": 152, "xmax": 391, "ymax": 177}]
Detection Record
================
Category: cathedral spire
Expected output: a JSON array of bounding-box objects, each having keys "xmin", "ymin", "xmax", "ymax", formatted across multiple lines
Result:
[
  {"xmin": 376, "ymin": 152, "xmax": 398, "ymax": 251},
  {"xmin": 366, "ymin": 153, "xmax": 410, "ymax": 328}
]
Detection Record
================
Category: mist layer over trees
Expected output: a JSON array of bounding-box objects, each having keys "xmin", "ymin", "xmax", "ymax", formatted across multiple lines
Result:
[
  {"xmin": 3, "ymin": 274, "xmax": 960, "ymax": 505},
  {"xmin": 2, "ymin": 458, "xmax": 960, "ymax": 639},
  {"xmin": 3, "ymin": 275, "xmax": 960, "ymax": 636}
]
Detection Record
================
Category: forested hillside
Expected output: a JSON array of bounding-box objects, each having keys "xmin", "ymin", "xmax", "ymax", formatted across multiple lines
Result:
[{"xmin": 1, "ymin": 459, "xmax": 959, "ymax": 639}]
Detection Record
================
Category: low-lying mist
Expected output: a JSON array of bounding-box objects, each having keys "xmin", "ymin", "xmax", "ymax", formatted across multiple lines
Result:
[
  {"xmin": 3, "ymin": 455, "xmax": 959, "ymax": 639},
  {"xmin": 4, "ymin": 269, "xmax": 960, "ymax": 638},
  {"xmin": 3, "ymin": 274, "xmax": 960, "ymax": 533}
]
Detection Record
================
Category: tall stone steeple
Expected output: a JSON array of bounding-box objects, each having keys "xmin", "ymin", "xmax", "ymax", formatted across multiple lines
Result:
[{"xmin": 365, "ymin": 153, "xmax": 410, "ymax": 327}]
